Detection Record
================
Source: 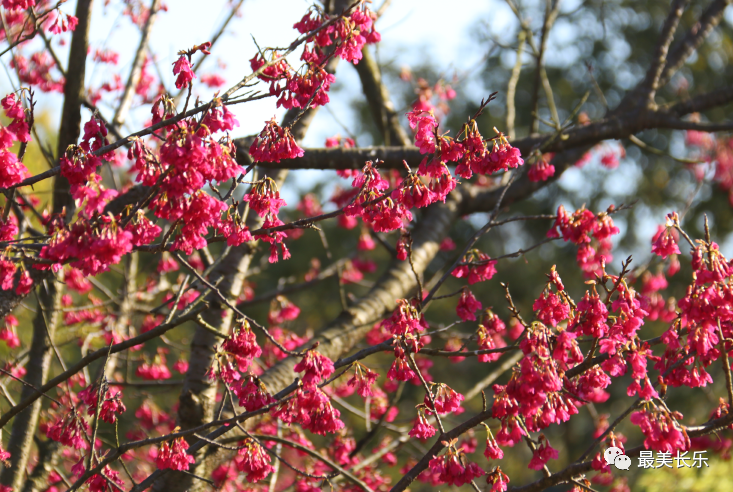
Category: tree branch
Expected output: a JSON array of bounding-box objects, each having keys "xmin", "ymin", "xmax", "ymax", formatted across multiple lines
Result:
[{"xmin": 658, "ymin": 0, "xmax": 733, "ymax": 88}]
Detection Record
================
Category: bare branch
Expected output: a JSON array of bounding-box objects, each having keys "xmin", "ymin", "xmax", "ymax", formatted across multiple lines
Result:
[{"xmin": 113, "ymin": 0, "xmax": 163, "ymax": 127}]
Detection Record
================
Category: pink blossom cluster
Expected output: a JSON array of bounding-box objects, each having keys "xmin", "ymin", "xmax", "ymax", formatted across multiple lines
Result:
[
  {"xmin": 78, "ymin": 384, "xmax": 126, "ymax": 424},
  {"xmin": 547, "ymin": 205, "xmax": 621, "ymax": 277},
  {"xmin": 39, "ymin": 216, "xmax": 134, "ymax": 276},
  {"xmin": 0, "ymin": 93, "xmax": 31, "ymax": 189},
  {"xmin": 156, "ymin": 435, "xmax": 195, "ymax": 471},
  {"xmin": 249, "ymin": 117, "xmax": 304, "ymax": 163},
  {"xmin": 10, "ymin": 52, "xmax": 64, "ymax": 93}
]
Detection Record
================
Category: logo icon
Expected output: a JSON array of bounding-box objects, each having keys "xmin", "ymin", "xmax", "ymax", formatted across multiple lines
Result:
[
  {"xmin": 604, "ymin": 446, "xmax": 630, "ymax": 470},
  {"xmin": 615, "ymin": 455, "xmax": 631, "ymax": 470}
]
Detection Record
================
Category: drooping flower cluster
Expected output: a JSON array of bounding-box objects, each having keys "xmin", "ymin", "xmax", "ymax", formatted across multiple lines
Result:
[
  {"xmin": 456, "ymin": 288, "xmax": 482, "ymax": 321},
  {"xmin": 249, "ymin": 118, "xmax": 304, "ymax": 163},
  {"xmin": 46, "ymin": 411, "xmax": 89, "ymax": 450},
  {"xmin": 346, "ymin": 362, "xmax": 379, "ymax": 398},
  {"xmin": 156, "ymin": 434, "xmax": 196, "ymax": 471},
  {"xmin": 547, "ymin": 205, "xmax": 620, "ymax": 277},
  {"xmin": 452, "ymin": 249, "xmax": 498, "ymax": 284},
  {"xmin": 221, "ymin": 320, "xmax": 262, "ymax": 373},
  {"xmin": 630, "ymin": 406, "xmax": 690, "ymax": 454},
  {"xmin": 651, "ymin": 213, "xmax": 682, "ymax": 259},
  {"xmin": 527, "ymin": 153, "xmax": 556, "ymax": 182},
  {"xmin": 409, "ymin": 408, "xmax": 437, "ymax": 440},
  {"xmin": 0, "ymin": 314, "xmax": 20, "ymax": 348},
  {"xmin": 293, "ymin": 347, "xmax": 334, "ymax": 388},
  {"xmin": 476, "ymin": 309, "xmax": 507, "ymax": 363},
  {"xmin": 0, "ymin": 93, "xmax": 31, "ymax": 189},
  {"xmin": 271, "ymin": 386, "xmax": 345, "ymax": 435},
  {"xmin": 655, "ymin": 237, "xmax": 733, "ymax": 389},
  {"xmin": 237, "ymin": 438, "xmax": 273, "ymax": 482},
  {"xmin": 78, "ymin": 384, "xmax": 126, "ymax": 424},
  {"xmin": 344, "ymin": 160, "xmax": 412, "ymax": 233},
  {"xmin": 235, "ymin": 376, "xmax": 275, "ymax": 411},
  {"xmin": 171, "ymin": 41, "xmax": 211, "ymax": 89},
  {"xmin": 40, "ymin": 216, "xmax": 134, "ymax": 276},
  {"xmin": 427, "ymin": 439, "xmax": 485, "ymax": 486}
]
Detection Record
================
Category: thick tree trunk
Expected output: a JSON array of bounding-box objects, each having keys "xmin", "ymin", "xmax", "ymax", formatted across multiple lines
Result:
[{"xmin": 1, "ymin": 1, "xmax": 93, "ymax": 489}]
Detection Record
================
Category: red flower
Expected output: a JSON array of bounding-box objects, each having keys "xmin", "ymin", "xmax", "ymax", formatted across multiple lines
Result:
[
  {"xmin": 126, "ymin": 210, "xmax": 162, "ymax": 246},
  {"xmin": 136, "ymin": 348, "xmax": 172, "ymax": 381},
  {"xmin": 388, "ymin": 350, "xmax": 416, "ymax": 382},
  {"xmin": 85, "ymin": 466, "xmax": 124, "ymax": 492},
  {"xmin": 547, "ymin": 205, "xmax": 598, "ymax": 244},
  {"xmin": 484, "ymin": 435, "xmax": 504, "ymax": 460},
  {"xmin": 528, "ymin": 437, "xmax": 559, "ymax": 470},
  {"xmin": 293, "ymin": 349, "xmax": 334, "ymax": 388},
  {"xmin": 452, "ymin": 252, "xmax": 497, "ymax": 284},
  {"xmin": 46, "ymin": 411, "xmax": 89, "ymax": 450},
  {"xmin": 156, "ymin": 434, "xmax": 195, "ymax": 471},
  {"xmin": 392, "ymin": 173, "xmax": 436, "ymax": 209},
  {"xmin": 528, "ymin": 155, "xmax": 555, "ymax": 182},
  {"xmin": 172, "ymin": 55, "xmax": 195, "ymax": 89},
  {"xmin": 173, "ymin": 359, "xmax": 188, "ymax": 374},
  {"xmin": 221, "ymin": 320, "xmax": 262, "ymax": 370},
  {"xmin": 428, "ymin": 445, "xmax": 484, "ymax": 486},
  {"xmin": 600, "ymin": 150, "xmax": 619, "ymax": 169},
  {"xmin": 630, "ymin": 407, "xmax": 690, "ymax": 454},
  {"xmin": 487, "ymin": 140, "xmax": 524, "ymax": 173},
  {"xmin": 533, "ymin": 290, "xmax": 569, "ymax": 327},
  {"xmin": 268, "ymin": 295, "xmax": 300, "ymax": 324},
  {"xmin": 383, "ymin": 298, "xmax": 428, "ymax": 336},
  {"xmin": 346, "ymin": 363, "xmax": 378, "ymax": 398},
  {"xmin": 243, "ymin": 178, "xmax": 288, "ymax": 218},
  {"xmin": 456, "ymin": 289, "xmax": 482, "ymax": 321},
  {"xmin": 59, "ymin": 145, "xmax": 101, "ymax": 188},
  {"xmin": 425, "ymin": 383, "xmax": 464, "ymax": 415},
  {"xmin": 249, "ymin": 118, "xmax": 304, "ymax": 162},
  {"xmin": 409, "ymin": 412, "xmax": 436, "ymax": 440},
  {"xmin": 651, "ymin": 217, "xmax": 681, "ymax": 259},
  {"xmin": 237, "ymin": 438, "xmax": 273, "ymax": 482},
  {"xmin": 486, "ymin": 467, "xmax": 510, "ymax": 492},
  {"xmin": 234, "ymin": 376, "xmax": 275, "ymax": 412},
  {"xmin": 406, "ymin": 109, "xmax": 437, "ymax": 154},
  {"xmin": 570, "ymin": 290, "xmax": 609, "ymax": 338},
  {"xmin": 477, "ymin": 318, "xmax": 505, "ymax": 364},
  {"xmin": 79, "ymin": 384, "xmax": 126, "ymax": 424}
]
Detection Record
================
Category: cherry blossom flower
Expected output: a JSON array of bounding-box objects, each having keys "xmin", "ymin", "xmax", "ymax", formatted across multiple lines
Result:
[
  {"xmin": 528, "ymin": 436, "xmax": 559, "ymax": 470},
  {"xmin": 222, "ymin": 320, "xmax": 262, "ymax": 367},
  {"xmin": 456, "ymin": 289, "xmax": 482, "ymax": 321},
  {"xmin": 0, "ymin": 315, "xmax": 20, "ymax": 348},
  {"xmin": 85, "ymin": 466, "xmax": 124, "ymax": 492},
  {"xmin": 484, "ymin": 433, "xmax": 504, "ymax": 460},
  {"xmin": 533, "ymin": 290, "xmax": 570, "ymax": 327},
  {"xmin": 237, "ymin": 438, "xmax": 274, "ymax": 482},
  {"xmin": 172, "ymin": 55, "xmax": 195, "ymax": 89},
  {"xmin": 249, "ymin": 118, "xmax": 304, "ymax": 162},
  {"xmin": 651, "ymin": 214, "xmax": 681, "ymax": 259},
  {"xmin": 630, "ymin": 407, "xmax": 690, "ymax": 454},
  {"xmin": 425, "ymin": 383, "xmax": 464, "ymax": 415},
  {"xmin": 346, "ymin": 363, "xmax": 378, "ymax": 398},
  {"xmin": 409, "ymin": 411, "xmax": 436, "ymax": 440},
  {"xmin": 486, "ymin": 467, "xmax": 510, "ymax": 492},
  {"xmin": 79, "ymin": 384, "xmax": 126, "ymax": 424},
  {"xmin": 46, "ymin": 411, "xmax": 90, "ymax": 449},
  {"xmin": 452, "ymin": 251, "xmax": 497, "ymax": 284},
  {"xmin": 293, "ymin": 348, "xmax": 334, "ymax": 388},
  {"xmin": 528, "ymin": 154, "xmax": 555, "ymax": 182},
  {"xmin": 156, "ymin": 434, "xmax": 195, "ymax": 471},
  {"xmin": 268, "ymin": 295, "xmax": 300, "ymax": 324},
  {"xmin": 428, "ymin": 443, "xmax": 484, "ymax": 486}
]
